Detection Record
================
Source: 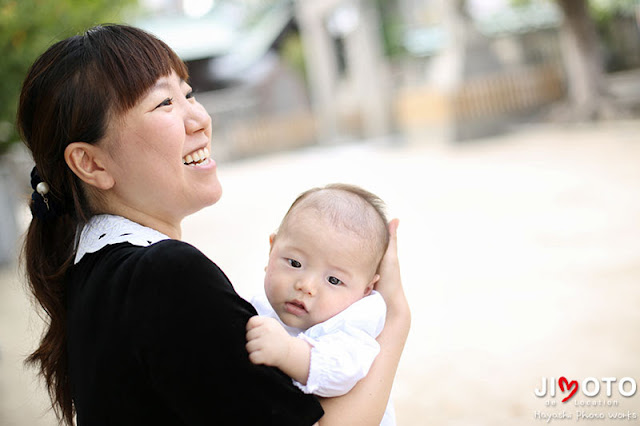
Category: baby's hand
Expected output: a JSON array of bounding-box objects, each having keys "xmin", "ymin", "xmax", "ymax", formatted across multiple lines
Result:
[{"xmin": 245, "ymin": 316, "xmax": 292, "ymax": 368}]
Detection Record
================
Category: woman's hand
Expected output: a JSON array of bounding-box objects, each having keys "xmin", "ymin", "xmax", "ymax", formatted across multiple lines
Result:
[
  {"xmin": 316, "ymin": 218, "xmax": 410, "ymax": 425},
  {"xmin": 376, "ymin": 219, "xmax": 410, "ymax": 322}
]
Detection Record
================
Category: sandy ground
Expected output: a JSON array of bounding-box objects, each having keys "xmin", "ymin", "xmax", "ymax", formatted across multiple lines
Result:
[{"xmin": 1, "ymin": 120, "xmax": 640, "ymax": 425}]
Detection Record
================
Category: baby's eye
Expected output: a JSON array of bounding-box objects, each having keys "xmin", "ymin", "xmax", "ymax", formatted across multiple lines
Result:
[
  {"xmin": 327, "ymin": 276, "xmax": 343, "ymax": 286},
  {"xmin": 288, "ymin": 259, "xmax": 301, "ymax": 268},
  {"xmin": 186, "ymin": 90, "xmax": 195, "ymax": 100}
]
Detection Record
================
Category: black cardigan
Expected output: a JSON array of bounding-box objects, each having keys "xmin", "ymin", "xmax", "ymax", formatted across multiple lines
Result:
[{"xmin": 66, "ymin": 239, "xmax": 323, "ymax": 425}]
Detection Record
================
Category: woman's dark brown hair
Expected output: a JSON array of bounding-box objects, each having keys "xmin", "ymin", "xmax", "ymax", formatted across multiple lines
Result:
[{"xmin": 17, "ymin": 24, "xmax": 188, "ymax": 425}]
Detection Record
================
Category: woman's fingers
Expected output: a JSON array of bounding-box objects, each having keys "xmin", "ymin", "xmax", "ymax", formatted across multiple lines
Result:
[
  {"xmin": 376, "ymin": 218, "xmax": 407, "ymax": 310},
  {"xmin": 385, "ymin": 218, "xmax": 399, "ymax": 261},
  {"xmin": 378, "ymin": 218, "xmax": 400, "ymax": 282},
  {"xmin": 389, "ymin": 217, "xmax": 399, "ymax": 238}
]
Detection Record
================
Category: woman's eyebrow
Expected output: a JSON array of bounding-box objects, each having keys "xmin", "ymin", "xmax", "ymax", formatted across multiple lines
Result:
[
  {"xmin": 151, "ymin": 80, "xmax": 171, "ymax": 91},
  {"xmin": 150, "ymin": 77, "xmax": 185, "ymax": 91}
]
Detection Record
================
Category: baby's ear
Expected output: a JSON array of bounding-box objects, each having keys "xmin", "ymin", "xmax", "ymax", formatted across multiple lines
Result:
[
  {"xmin": 365, "ymin": 274, "xmax": 380, "ymax": 296},
  {"xmin": 265, "ymin": 234, "xmax": 277, "ymax": 271}
]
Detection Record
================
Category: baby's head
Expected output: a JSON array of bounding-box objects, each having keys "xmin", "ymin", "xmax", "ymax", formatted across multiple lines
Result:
[{"xmin": 264, "ymin": 184, "xmax": 389, "ymax": 329}]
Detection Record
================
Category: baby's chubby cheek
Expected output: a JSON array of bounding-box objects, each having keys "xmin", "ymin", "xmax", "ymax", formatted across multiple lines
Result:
[{"xmin": 263, "ymin": 279, "xmax": 281, "ymax": 302}]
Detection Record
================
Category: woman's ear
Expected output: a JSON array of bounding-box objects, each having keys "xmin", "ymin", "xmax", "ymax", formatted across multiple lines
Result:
[
  {"xmin": 64, "ymin": 142, "xmax": 114, "ymax": 190},
  {"xmin": 365, "ymin": 274, "xmax": 380, "ymax": 296}
]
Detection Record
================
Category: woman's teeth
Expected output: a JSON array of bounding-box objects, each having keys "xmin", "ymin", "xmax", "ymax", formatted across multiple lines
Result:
[{"xmin": 183, "ymin": 147, "xmax": 210, "ymax": 166}]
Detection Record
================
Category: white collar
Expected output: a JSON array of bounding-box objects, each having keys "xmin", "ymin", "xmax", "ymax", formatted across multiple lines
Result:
[{"xmin": 74, "ymin": 214, "xmax": 170, "ymax": 264}]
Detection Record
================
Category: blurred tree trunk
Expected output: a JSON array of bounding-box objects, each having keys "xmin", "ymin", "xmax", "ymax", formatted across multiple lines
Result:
[
  {"xmin": 434, "ymin": 0, "xmax": 500, "ymax": 90},
  {"xmin": 556, "ymin": 0, "xmax": 620, "ymax": 120},
  {"xmin": 434, "ymin": 0, "xmax": 504, "ymax": 141}
]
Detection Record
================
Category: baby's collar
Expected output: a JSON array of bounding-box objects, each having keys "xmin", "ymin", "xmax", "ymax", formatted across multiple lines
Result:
[{"xmin": 74, "ymin": 214, "xmax": 169, "ymax": 264}]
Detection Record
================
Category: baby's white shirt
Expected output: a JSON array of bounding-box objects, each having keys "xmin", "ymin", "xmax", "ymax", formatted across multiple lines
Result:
[{"xmin": 252, "ymin": 291, "xmax": 396, "ymax": 426}]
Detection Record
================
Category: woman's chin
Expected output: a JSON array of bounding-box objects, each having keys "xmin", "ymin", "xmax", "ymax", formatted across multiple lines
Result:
[{"xmin": 201, "ymin": 182, "xmax": 223, "ymax": 208}]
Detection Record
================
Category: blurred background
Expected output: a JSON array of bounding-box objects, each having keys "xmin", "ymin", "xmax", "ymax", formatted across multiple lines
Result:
[{"xmin": 1, "ymin": 0, "xmax": 640, "ymax": 425}]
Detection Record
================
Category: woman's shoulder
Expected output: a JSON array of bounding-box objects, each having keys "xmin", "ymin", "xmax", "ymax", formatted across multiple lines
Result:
[
  {"xmin": 75, "ymin": 239, "xmax": 255, "ymax": 328},
  {"xmin": 141, "ymin": 238, "xmax": 206, "ymax": 257},
  {"xmin": 71, "ymin": 239, "xmax": 234, "ymax": 303},
  {"xmin": 130, "ymin": 240, "xmax": 233, "ymax": 294},
  {"xmin": 85, "ymin": 239, "xmax": 223, "ymax": 278},
  {"xmin": 137, "ymin": 239, "xmax": 222, "ymax": 273}
]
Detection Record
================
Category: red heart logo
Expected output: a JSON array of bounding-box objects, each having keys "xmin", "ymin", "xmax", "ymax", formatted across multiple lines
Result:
[{"xmin": 559, "ymin": 376, "xmax": 578, "ymax": 402}]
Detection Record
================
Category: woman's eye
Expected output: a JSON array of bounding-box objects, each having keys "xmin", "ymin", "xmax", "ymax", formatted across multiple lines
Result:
[
  {"xmin": 156, "ymin": 97, "xmax": 173, "ymax": 108},
  {"xmin": 186, "ymin": 90, "xmax": 195, "ymax": 100},
  {"xmin": 327, "ymin": 276, "xmax": 343, "ymax": 286},
  {"xmin": 288, "ymin": 259, "xmax": 301, "ymax": 268}
]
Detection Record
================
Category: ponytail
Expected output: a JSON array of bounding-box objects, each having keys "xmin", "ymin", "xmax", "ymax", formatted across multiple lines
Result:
[
  {"xmin": 22, "ymin": 163, "xmax": 93, "ymax": 425},
  {"xmin": 23, "ymin": 214, "xmax": 78, "ymax": 425}
]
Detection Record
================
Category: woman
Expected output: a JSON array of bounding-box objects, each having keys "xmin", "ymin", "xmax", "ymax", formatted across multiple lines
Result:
[{"xmin": 19, "ymin": 24, "xmax": 410, "ymax": 425}]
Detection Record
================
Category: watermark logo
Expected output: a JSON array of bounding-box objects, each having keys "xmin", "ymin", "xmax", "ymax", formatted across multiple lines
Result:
[
  {"xmin": 535, "ymin": 376, "xmax": 637, "ymax": 402},
  {"xmin": 533, "ymin": 377, "xmax": 638, "ymax": 422},
  {"xmin": 558, "ymin": 377, "xmax": 578, "ymax": 403}
]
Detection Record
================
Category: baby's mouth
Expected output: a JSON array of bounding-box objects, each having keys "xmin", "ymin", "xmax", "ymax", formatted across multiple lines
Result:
[
  {"xmin": 183, "ymin": 147, "xmax": 210, "ymax": 166},
  {"xmin": 289, "ymin": 300, "xmax": 306, "ymax": 310},
  {"xmin": 285, "ymin": 299, "xmax": 308, "ymax": 316}
]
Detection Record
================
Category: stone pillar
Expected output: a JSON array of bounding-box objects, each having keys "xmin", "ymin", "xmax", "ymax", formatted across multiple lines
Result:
[
  {"xmin": 295, "ymin": 0, "xmax": 391, "ymax": 142},
  {"xmin": 295, "ymin": 0, "xmax": 342, "ymax": 143},
  {"xmin": 427, "ymin": 0, "xmax": 503, "ymax": 141},
  {"xmin": 343, "ymin": 0, "xmax": 391, "ymax": 139}
]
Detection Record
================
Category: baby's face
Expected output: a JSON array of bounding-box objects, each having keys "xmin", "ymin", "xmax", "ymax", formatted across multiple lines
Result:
[{"xmin": 264, "ymin": 208, "xmax": 379, "ymax": 330}]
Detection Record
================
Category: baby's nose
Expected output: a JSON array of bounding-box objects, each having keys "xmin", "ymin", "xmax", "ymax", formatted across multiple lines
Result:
[{"xmin": 295, "ymin": 276, "xmax": 316, "ymax": 296}]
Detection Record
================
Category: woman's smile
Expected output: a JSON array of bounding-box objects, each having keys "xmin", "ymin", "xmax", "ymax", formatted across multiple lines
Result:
[{"xmin": 183, "ymin": 147, "xmax": 215, "ymax": 167}]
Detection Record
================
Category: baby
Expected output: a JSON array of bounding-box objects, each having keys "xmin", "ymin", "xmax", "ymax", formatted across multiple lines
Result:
[{"xmin": 246, "ymin": 183, "xmax": 395, "ymax": 425}]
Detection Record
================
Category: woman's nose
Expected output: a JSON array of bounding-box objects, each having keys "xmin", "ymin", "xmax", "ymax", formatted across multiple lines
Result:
[{"xmin": 184, "ymin": 101, "xmax": 211, "ymax": 134}]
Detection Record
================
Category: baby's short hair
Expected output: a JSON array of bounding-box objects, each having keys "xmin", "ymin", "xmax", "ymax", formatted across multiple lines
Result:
[{"xmin": 279, "ymin": 183, "xmax": 390, "ymax": 267}]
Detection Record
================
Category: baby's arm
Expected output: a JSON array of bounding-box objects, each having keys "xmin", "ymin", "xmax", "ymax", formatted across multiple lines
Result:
[
  {"xmin": 246, "ymin": 316, "xmax": 311, "ymax": 385},
  {"xmin": 248, "ymin": 291, "xmax": 385, "ymax": 398}
]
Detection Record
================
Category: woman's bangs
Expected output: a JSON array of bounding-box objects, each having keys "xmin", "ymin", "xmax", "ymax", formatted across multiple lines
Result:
[{"xmin": 87, "ymin": 25, "xmax": 189, "ymax": 114}]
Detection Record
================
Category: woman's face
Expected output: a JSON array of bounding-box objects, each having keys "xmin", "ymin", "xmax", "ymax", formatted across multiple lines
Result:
[{"xmin": 101, "ymin": 71, "xmax": 221, "ymax": 234}]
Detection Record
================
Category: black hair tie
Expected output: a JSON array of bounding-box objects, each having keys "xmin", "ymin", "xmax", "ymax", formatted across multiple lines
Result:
[{"xmin": 30, "ymin": 166, "xmax": 66, "ymax": 221}]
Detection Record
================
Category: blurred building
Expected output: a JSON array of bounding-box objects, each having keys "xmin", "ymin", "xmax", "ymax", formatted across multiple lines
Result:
[
  {"xmin": 136, "ymin": 0, "xmax": 638, "ymax": 153},
  {"xmin": 295, "ymin": 0, "xmax": 392, "ymax": 142},
  {"xmin": 394, "ymin": 0, "xmax": 566, "ymax": 141},
  {"xmin": 291, "ymin": 0, "xmax": 565, "ymax": 142}
]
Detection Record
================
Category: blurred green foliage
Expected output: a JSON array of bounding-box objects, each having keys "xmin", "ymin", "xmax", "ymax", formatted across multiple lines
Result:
[
  {"xmin": 376, "ymin": 0, "xmax": 405, "ymax": 58},
  {"xmin": 0, "ymin": 0, "xmax": 137, "ymax": 153},
  {"xmin": 279, "ymin": 31, "xmax": 307, "ymax": 82},
  {"xmin": 510, "ymin": 0, "xmax": 638, "ymax": 16},
  {"xmin": 590, "ymin": 0, "xmax": 640, "ymax": 71},
  {"xmin": 510, "ymin": 0, "xmax": 640, "ymax": 71},
  {"xmin": 589, "ymin": 0, "xmax": 638, "ymax": 18}
]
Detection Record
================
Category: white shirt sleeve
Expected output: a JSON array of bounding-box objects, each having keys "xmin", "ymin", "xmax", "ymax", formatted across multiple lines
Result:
[{"xmin": 292, "ymin": 291, "xmax": 386, "ymax": 397}]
